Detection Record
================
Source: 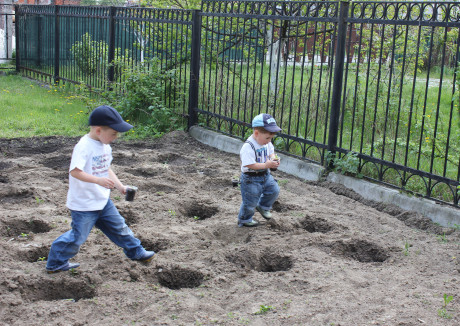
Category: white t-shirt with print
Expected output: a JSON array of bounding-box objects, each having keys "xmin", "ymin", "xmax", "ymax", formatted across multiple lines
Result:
[
  {"xmin": 66, "ymin": 134, "xmax": 112, "ymax": 211},
  {"xmin": 240, "ymin": 135, "xmax": 274, "ymax": 173}
]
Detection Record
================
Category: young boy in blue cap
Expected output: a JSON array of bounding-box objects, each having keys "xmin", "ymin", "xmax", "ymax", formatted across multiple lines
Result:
[
  {"xmin": 46, "ymin": 105, "xmax": 155, "ymax": 273},
  {"xmin": 238, "ymin": 113, "xmax": 281, "ymax": 227}
]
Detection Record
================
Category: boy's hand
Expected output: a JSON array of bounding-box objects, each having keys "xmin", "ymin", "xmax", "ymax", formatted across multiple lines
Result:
[
  {"xmin": 265, "ymin": 159, "xmax": 280, "ymax": 169},
  {"xmin": 97, "ymin": 177, "xmax": 115, "ymax": 189}
]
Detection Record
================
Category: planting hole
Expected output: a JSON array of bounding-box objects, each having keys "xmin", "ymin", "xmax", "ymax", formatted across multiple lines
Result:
[
  {"xmin": 118, "ymin": 207, "xmax": 139, "ymax": 225},
  {"xmin": 40, "ymin": 155, "xmax": 70, "ymax": 171},
  {"xmin": 156, "ymin": 153, "xmax": 180, "ymax": 164},
  {"xmin": 138, "ymin": 237, "xmax": 169, "ymax": 253},
  {"xmin": 21, "ymin": 277, "xmax": 96, "ymax": 302},
  {"xmin": 258, "ymin": 252, "xmax": 294, "ymax": 272},
  {"xmin": 329, "ymin": 240, "xmax": 389, "ymax": 263},
  {"xmin": 157, "ymin": 266, "xmax": 204, "ymax": 289},
  {"xmin": 227, "ymin": 250, "xmax": 293, "ymax": 272},
  {"xmin": 301, "ymin": 215, "xmax": 333, "ymax": 233},
  {"xmin": 112, "ymin": 153, "xmax": 140, "ymax": 167},
  {"xmin": 272, "ymin": 201, "xmax": 301, "ymax": 212},
  {"xmin": 13, "ymin": 137, "xmax": 64, "ymax": 156},
  {"xmin": 2, "ymin": 219, "xmax": 52, "ymax": 237},
  {"xmin": 0, "ymin": 162, "xmax": 12, "ymax": 170},
  {"xmin": 0, "ymin": 188, "xmax": 33, "ymax": 205},
  {"xmin": 20, "ymin": 244, "xmax": 50, "ymax": 262},
  {"xmin": 183, "ymin": 203, "xmax": 218, "ymax": 220},
  {"xmin": 168, "ymin": 156, "xmax": 192, "ymax": 166}
]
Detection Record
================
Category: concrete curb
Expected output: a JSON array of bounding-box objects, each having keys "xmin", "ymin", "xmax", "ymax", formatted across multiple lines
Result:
[
  {"xmin": 189, "ymin": 126, "xmax": 459, "ymax": 228},
  {"xmin": 327, "ymin": 173, "xmax": 459, "ymax": 228}
]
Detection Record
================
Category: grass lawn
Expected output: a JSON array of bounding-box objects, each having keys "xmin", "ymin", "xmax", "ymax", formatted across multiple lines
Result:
[{"xmin": 0, "ymin": 74, "xmax": 89, "ymax": 138}]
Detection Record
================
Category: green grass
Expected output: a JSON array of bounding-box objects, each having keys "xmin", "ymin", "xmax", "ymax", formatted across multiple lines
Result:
[{"xmin": 0, "ymin": 74, "xmax": 90, "ymax": 138}]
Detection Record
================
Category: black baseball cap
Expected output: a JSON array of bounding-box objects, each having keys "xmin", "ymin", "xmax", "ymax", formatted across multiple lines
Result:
[{"xmin": 88, "ymin": 105, "xmax": 133, "ymax": 132}]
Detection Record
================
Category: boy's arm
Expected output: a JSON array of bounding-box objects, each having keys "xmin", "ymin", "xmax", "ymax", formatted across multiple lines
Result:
[
  {"xmin": 70, "ymin": 168, "xmax": 116, "ymax": 190},
  {"xmin": 245, "ymin": 160, "xmax": 279, "ymax": 170},
  {"xmin": 241, "ymin": 143, "xmax": 278, "ymax": 171},
  {"xmin": 108, "ymin": 168, "xmax": 126, "ymax": 194}
]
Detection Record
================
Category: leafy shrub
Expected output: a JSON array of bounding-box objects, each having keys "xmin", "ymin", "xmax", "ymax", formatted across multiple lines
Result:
[
  {"xmin": 113, "ymin": 58, "xmax": 184, "ymax": 137},
  {"xmin": 327, "ymin": 151, "xmax": 362, "ymax": 177},
  {"xmin": 70, "ymin": 33, "xmax": 106, "ymax": 77},
  {"xmin": 70, "ymin": 33, "xmax": 132, "ymax": 80}
]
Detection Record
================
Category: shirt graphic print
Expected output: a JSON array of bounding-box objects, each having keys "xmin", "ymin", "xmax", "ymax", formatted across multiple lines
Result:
[
  {"xmin": 92, "ymin": 153, "xmax": 110, "ymax": 177},
  {"xmin": 254, "ymin": 146, "xmax": 268, "ymax": 164}
]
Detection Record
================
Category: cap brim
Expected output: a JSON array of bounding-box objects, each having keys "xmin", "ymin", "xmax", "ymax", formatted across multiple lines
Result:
[
  {"xmin": 110, "ymin": 121, "xmax": 133, "ymax": 132},
  {"xmin": 264, "ymin": 125, "xmax": 282, "ymax": 133}
]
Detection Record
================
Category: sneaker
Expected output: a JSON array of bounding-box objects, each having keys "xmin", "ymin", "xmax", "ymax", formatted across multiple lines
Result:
[
  {"xmin": 238, "ymin": 219, "xmax": 259, "ymax": 227},
  {"xmin": 135, "ymin": 251, "xmax": 155, "ymax": 262},
  {"xmin": 46, "ymin": 262, "xmax": 80, "ymax": 274},
  {"xmin": 256, "ymin": 206, "xmax": 272, "ymax": 220}
]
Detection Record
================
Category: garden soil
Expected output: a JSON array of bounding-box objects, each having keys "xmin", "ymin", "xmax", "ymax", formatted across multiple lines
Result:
[{"xmin": 0, "ymin": 131, "xmax": 459, "ymax": 326}]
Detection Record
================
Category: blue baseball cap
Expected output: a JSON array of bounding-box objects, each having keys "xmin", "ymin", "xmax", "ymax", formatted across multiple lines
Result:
[
  {"xmin": 88, "ymin": 105, "xmax": 133, "ymax": 132},
  {"xmin": 252, "ymin": 113, "xmax": 282, "ymax": 133}
]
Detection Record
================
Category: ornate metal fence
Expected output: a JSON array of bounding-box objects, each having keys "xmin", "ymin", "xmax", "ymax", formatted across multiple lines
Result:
[
  {"xmin": 14, "ymin": 1, "xmax": 460, "ymax": 207},
  {"xmin": 14, "ymin": 5, "xmax": 193, "ymax": 113},
  {"xmin": 194, "ymin": 0, "xmax": 460, "ymax": 208},
  {"xmin": 340, "ymin": 1, "xmax": 460, "ymax": 208}
]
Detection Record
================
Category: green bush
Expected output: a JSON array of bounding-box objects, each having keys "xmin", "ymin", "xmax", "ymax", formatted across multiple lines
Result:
[
  {"xmin": 326, "ymin": 151, "xmax": 362, "ymax": 177},
  {"xmin": 70, "ymin": 33, "xmax": 106, "ymax": 77},
  {"xmin": 112, "ymin": 58, "xmax": 184, "ymax": 137},
  {"xmin": 70, "ymin": 33, "xmax": 132, "ymax": 80}
]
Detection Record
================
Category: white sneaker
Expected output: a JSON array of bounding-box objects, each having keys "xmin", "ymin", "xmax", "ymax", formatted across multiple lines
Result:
[{"xmin": 256, "ymin": 206, "xmax": 272, "ymax": 220}]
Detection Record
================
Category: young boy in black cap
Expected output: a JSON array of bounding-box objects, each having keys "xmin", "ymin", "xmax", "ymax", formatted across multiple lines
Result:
[
  {"xmin": 46, "ymin": 105, "xmax": 154, "ymax": 273},
  {"xmin": 238, "ymin": 113, "xmax": 281, "ymax": 227}
]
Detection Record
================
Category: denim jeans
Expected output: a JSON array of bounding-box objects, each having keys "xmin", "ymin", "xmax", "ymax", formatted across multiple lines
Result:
[
  {"xmin": 46, "ymin": 199, "xmax": 146, "ymax": 270},
  {"xmin": 238, "ymin": 172, "xmax": 280, "ymax": 226}
]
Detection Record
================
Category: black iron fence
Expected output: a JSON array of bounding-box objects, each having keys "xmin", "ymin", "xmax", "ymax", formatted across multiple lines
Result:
[
  {"xmin": 15, "ymin": 5, "xmax": 193, "ymax": 113},
  {"xmin": 13, "ymin": 1, "xmax": 460, "ymax": 208}
]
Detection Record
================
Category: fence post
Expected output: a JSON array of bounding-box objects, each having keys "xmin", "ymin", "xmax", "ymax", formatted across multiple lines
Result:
[
  {"xmin": 54, "ymin": 5, "xmax": 60, "ymax": 84},
  {"xmin": 107, "ymin": 6, "xmax": 116, "ymax": 88},
  {"xmin": 14, "ymin": 4, "xmax": 19, "ymax": 72},
  {"xmin": 187, "ymin": 9, "xmax": 202, "ymax": 130},
  {"xmin": 327, "ymin": 1, "xmax": 349, "ymax": 166},
  {"xmin": 37, "ymin": 14, "xmax": 41, "ymax": 67}
]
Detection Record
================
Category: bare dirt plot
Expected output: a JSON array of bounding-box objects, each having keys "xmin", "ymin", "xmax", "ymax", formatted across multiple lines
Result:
[{"xmin": 0, "ymin": 131, "xmax": 459, "ymax": 325}]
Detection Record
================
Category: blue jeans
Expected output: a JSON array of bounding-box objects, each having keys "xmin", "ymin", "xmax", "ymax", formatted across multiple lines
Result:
[
  {"xmin": 238, "ymin": 172, "xmax": 280, "ymax": 226},
  {"xmin": 46, "ymin": 199, "xmax": 146, "ymax": 270}
]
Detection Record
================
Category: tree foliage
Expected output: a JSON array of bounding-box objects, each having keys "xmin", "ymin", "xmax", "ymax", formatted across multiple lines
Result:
[
  {"xmin": 80, "ymin": 0, "xmax": 127, "ymax": 6},
  {"xmin": 140, "ymin": 0, "xmax": 201, "ymax": 10}
]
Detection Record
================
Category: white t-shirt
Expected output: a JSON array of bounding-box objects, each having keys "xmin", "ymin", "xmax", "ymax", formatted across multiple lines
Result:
[
  {"xmin": 240, "ymin": 135, "xmax": 274, "ymax": 173},
  {"xmin": 66, "ymin": 134, "xmax": 112, "ymax": 211}
]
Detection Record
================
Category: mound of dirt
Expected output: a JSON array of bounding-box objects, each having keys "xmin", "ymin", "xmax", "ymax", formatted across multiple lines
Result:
[{"xmin": 0, "ymin": 131, "xmax": 459, "ymax": 325}]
